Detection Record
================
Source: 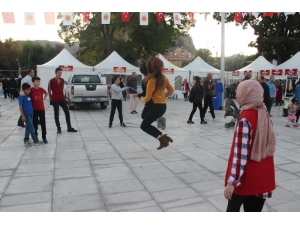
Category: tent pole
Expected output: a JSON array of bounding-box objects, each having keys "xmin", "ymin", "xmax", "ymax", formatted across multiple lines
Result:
[{"xmin": 221, "ymin": 12, "xmax": 225, "ymax": 106}]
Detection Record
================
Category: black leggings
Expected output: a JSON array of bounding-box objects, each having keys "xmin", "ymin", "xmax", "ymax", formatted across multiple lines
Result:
[
  {"xmin": 226, "ymin": 194, "xmax": 266, "ymax": 212},
  {"xmin": 52, "ymin": 101, "xmax": 71, "ymax": 129},
  {"xmin": 141, "ymin": 100, "xmax": 154, "ymax": 119},
  {"xmin": 33, "ymin": 110, "xmax": 47, "ymax": 139},
  {"xmin": 203, "ymin": 95, "xmax": 215, "ymax": 119},
  {"xmin": 109, "ymin": 99, "xmax": 123, "ymax": 124},
  {"xmin": 189, "ymin": 102, "xmax": 204, "ymax": 121},
  {"xmin": 140, "ymin": 104, "xmax": 166, "ymax": 139},
  {"xmin": 183, "ymin": 92, "xmax": 188, "ymax": 99},
  {"xmin": 9, "ymin": 89, "xmax": 15, "ymax": 100}
]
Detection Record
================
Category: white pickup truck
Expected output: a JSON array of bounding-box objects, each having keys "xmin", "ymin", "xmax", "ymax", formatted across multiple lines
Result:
[{"xmin": 64, "ymin": 73, "xmax": 110, "ymax": 110}]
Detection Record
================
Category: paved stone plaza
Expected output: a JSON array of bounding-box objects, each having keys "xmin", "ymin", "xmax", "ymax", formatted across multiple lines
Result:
[{"xmin": 0, "ymin": 97, "xmax": 300, "ymax": 212}]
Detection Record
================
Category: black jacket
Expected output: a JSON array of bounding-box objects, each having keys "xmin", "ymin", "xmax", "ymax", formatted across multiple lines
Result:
[
  {"xmin": 261, "ymin": 82, "xmax": 271, "ymax": 109},
  {"xmin": 2, "ymin": 78, "xmax": 8, "ymax": 88},
  {"xmin": 189, "ymin": 83, "xmax": 203, "ymax": 103},
  {"xmin": 8, "ymin": 79, "xmax": 18, "ymax": 89}
]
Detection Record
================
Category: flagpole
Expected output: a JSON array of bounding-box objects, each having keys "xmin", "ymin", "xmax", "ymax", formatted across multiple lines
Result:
[{"xmin": 221, "ymin": 12, "xmax": 225, "ymax": 108}]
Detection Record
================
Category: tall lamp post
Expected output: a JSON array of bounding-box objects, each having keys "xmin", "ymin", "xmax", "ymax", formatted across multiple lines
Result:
[{"xmin": 16, "ymin": 59, "xmax": 21, "ymax": 77}]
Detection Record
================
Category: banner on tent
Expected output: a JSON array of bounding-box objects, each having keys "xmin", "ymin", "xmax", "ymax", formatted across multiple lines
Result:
[
  {"xmin": 244, "ymin": 70, "xmax": 252, "ymax": 75},
  {"xmin": 59, "ymin": 65, "xmax": 73, "ymax": 71},
  {"xmin": 260, "ymin": 70, "xmax": 270, "ymax": 75},
  {"xmin": 272, "ymin": 69, "xmax": 282, "ymax": 75},
  {"xmin": 232, "ymin": 71, "xmax": 240, "ymax": 76},
  {"xmin": 285, "ymin": 69, "xmax": 297, "ymax": 75},
  {"xmin": 113, "ymin": 67, "xmax": 126, "ymax": 73},
  {"xmin": 164, "ymin": 68, "xmax": 174, "ymax": 74}
]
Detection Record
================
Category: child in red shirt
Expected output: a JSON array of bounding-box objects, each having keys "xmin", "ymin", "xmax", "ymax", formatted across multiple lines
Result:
[{"xmin": 30, "ymin": 77, "xmax": 49, "ymax": 144}]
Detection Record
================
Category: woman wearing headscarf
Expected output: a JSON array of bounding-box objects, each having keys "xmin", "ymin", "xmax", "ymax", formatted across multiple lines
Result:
[
  {"xmin": 224, "ymin": 80, "xmax": 276, "ymax": 212},
  {"xmin": 140, "ymin": 54, "xmax": 174, "ymax": 150},
  {"xmin": 182, "ymin": 79, "xmax": 190, "ymax": 101}
]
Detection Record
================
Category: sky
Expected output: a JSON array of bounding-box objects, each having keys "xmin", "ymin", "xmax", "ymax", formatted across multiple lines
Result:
[{"xmin": 0, "ymin": 0, "xmax": 293, "ymax": 57}]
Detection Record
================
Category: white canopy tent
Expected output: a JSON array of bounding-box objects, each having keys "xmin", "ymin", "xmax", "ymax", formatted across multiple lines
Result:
[
  {"xmin": 158, "ymin": 54, "xmax": 190, "ymax": 99},
  {"xmin": 183, "ymin": 56, "xmax": 220, "ymax": 77},
  {"xmin": 37, "ymin": 48, "xmax": 93, "ymax": 88}
]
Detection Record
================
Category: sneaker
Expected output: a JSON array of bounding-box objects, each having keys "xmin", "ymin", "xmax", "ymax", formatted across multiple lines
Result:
[
  {"xmin": 120, "ymin": 123, "xmax": 126, "ymax": 127},
  {"xmin": 213, "ymin": 117, "xmax": 220, "ymax": 121},
  {"xmin": 293, "ymin": 124, "xmax": 299, "ymax": 127},
  {"xmin": 161, "ymin": 117, "xmax": 166, "ymax": 130},
  {"xmin": 285, "ymin": 125, "xmax": 291, "ymax": 127},
  {"xmin": 133, "ymin": 110, "xmax": 138, "ymax": 114},
  {"xmin": 24, "ymin": 141, "xmax": 32, "ymax": 147},
  {"xmin": 57, "ymin": 128, "xmax": 61, "ymax": 134},
  {"xmin": 201, "ymin": 120, "xmax": 207, "ymax": 124},
  {"xmin": 157, "ymin": 117, "xmax": 163, "ymax": 128},
  {"xmin": 67, "ymin": 127, "xmax": 77, "ymax": 132},
  {"xmin": 43, "ymin": 138, "xmax": 48, "ymax": 144},
  {"xmin": 131, "ymin": 111, "xmax": 135, "ymax": 114},
  {"xmin": 187, "ymin": 120, "xmax": 195, "ymax": 124},
  {"xmin": 33, "ymin": 141, "xmax": 44, "ymax": 146},
  {"xmin": 109, "ymin": 124, "xmax": 112, "ymax": 128}
]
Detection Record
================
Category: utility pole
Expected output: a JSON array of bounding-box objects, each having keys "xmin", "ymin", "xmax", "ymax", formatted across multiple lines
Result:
[{"xmin": 221, "ymin": 12, "xmax": 225, "ymax": 106}]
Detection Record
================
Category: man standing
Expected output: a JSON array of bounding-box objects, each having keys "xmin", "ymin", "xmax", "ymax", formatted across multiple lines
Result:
[
  {"xmin": 48, "ymin": 67, "xmax": 77, "ymax": 133},
  {"xmin": 258, "ymin": 75, "xmax": 271, "ymax": 110},
  {"xmin": 242, "ymin": 72, "xmax": 252, "ymax": 81},
  {"xmin": 18, "ymin": 69, "xmax": 35, "ymax": 127},
  {"xmin": 2, "ymin": 76, "xmax": 9, "ymax": 98},
  {"xmin": 202, "ymin": 73, "xmax": 218, "ymax": 121},
  {"xmin": 126, "ymin": 72, "xmax": 139, "ymax": 114},
  {"xmin": 266, "ymin": 76, "xmax": 276, "ymax": 116}
]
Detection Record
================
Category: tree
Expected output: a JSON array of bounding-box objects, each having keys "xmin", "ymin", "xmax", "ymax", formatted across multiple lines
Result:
[
  {"xmin": 195, "ymin": 48, "xmax": 214, "ymax": 65},
  {"xmin": 57, "ymin": 12, "xmax": 196, "ymax": 65},
  {"xmin": 213, "ymin": 12, "xmax": 300, "ymax": 65},
  {"xmin": 0, "ymin": 38, "xmax": 21, "ymax": 71}
]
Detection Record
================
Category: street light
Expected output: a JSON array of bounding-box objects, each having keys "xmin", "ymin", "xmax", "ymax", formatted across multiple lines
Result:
[{"xmin": 16, "ymin": 59, "xmax": 21, "ymax": 76}]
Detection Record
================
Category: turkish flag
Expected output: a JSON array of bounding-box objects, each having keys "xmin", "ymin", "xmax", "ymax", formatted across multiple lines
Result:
[
  {"xmin": 2, "ymin": 12, "xmax": 15, "ymax": 23},
  {"xmin": 24, "ymin": 12, "xmax": 35, "ymax": 25},
  {"xmin": 264, "ymin": 12, "xmax": 274, "ymax": 18},
  {"xmin": 156, "ymin": 12, "xmax": 164, "ymax": 23},
  {"xmin": 188, "ymin": 12, "xmax": 194, "ymax": 20},
  {"xmin": 234, "ymin": 12, "xmax": 242, "ymax": 22},
  {"xmin": 121, "ymin": 12, "xmax": 130, "ymax": 22},
  {"xmin": 44, "ymin": 12, "xmax": 55, "ymax": 25},
  {"xmin": 82, "ymin": 12, "xmax": 90, "ymax": 22}
]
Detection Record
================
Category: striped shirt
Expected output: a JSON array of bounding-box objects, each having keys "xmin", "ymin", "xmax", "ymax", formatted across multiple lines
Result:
[{"xmin": 227, "ymin": 118, "xmax": 272, "ymax": 199}]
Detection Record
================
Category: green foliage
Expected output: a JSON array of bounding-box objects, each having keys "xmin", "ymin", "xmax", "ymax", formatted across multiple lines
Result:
[
  {"xmin": 57, "ymin": 12, "xmax": 196, "ymax": 65},
  {"xmin": 195, "ymin": 48, "xmax": 213, "ymax": 64},
  {"xmin": 213, "ymin": 12, "xmax": 300, "ymax": 65},
  {"xmin": 0, "ymin": 38, "xmax": 21, "ymax": 71}
]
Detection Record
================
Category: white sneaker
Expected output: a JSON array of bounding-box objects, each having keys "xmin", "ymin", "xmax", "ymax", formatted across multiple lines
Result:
[{"xmin": 213, "ymin": 117, "xmax": 220, "ymax": 121}]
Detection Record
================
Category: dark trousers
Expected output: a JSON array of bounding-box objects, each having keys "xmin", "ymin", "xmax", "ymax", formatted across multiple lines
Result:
[
  {"xmin": 9, "ymin": 89, "xmax": 15, "ymax": 100},
  {"xmin": 52, "ymin": 101, "xmax": 71, "ymax": 129},
  {"xmin": 141, "ymin": 101, "xmax": 154, "ymax": 119},
  {"xmin": 122, "ymin": 91, "xmax": 127, "ymax": 100},
  {"xmin": 140, "ymin": 104, "xmax": 166, "ymax": 139},
  {"xmin": 109, "ymin": 99, "xmax": 123, "ymax": 124},
  {"xmin": 203, "ymin": 95, "xmax": 215, "ymax": 119},
  {"xmin": 33, "ymin": 110, "xmax": 46, "ymax": 139},
  {"xmin": 189, "ymin": 102, "xmax": 204, "ymax": 121},
  {"xmin": 3, "ymin": 88, "xmax": 9, "ymax": 98},
  {"xmin": 183, "ymin": 92, "xmax": 188, "ymax": 99},
  {"xmin": 268, "ymin": 97, "xmax": 274, "ymax": 114},
  {"xmin": 226, "ymin": 194, "xmax": 266, "ymax": 212},
  {"xmin": 296, "ymin": 110, "xmax": 300, "ymax": 123}
]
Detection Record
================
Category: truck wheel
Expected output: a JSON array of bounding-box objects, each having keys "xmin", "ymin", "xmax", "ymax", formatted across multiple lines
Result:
[
  {"xmin": 100, "ymin": 102, "xmax": 107, "ymax": 109},
  {"xmin": 69, "ymin": 105, "xmax": 74, "ymax": 110}
]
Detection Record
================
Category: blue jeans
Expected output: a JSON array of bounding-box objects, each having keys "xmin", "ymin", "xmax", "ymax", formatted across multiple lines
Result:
[
  {"xmin": 24, "ymin": 114, "xmax": 39, "ymax": 143},
  {"xmin": 268, "ymin": 97, "xmax": 275, "ymax": 114}
]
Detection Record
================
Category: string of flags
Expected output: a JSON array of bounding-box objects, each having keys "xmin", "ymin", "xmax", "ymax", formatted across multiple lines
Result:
[{"xmin": 1, "ymin": 12, "xmax": 299, "ymax": 26}]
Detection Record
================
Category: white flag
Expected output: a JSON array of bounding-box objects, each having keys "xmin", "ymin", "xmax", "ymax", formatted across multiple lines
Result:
[
  {"xmin": 173, "ymin": 12, "xmax": 181, "ymax": 24},
  {"xmin": 102, "ymin": 12, "xmax": 111, "ymax": 24},
  {"xmin": 24, "ymin": 12, "xmax": 35, "ymax": 25},
  {"xmin": 204, "ymin": 12, "xmax": 208, "ymax": 21},
  {"xmin": 252, "ymin": 12, "xmax": 259, "ymax": 17},
  {"xmin": 140, "ymin": 12, "xmax": 148, "ymax": 25},
  {"xmin": 284, "ymin": 12, "xmax": 295, "ymax": 16},
  {"xmin": 63, "ymin": 12, "xmax": 72, "ymax": 26}
]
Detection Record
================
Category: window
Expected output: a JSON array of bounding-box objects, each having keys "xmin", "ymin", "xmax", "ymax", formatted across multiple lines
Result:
[
  {"xmin": 175, "ymin": 76, "xmax": 182, "ymax": 90},
  {"xmin": 72, "ymin": 75, "xmax": 100, "ymax": 83}
]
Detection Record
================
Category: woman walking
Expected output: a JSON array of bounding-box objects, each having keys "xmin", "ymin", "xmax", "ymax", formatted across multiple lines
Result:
[
  {"xmin": 140, "ymin": 54, "xmax": 174, "ymax": 150},
  {"xmin": 187, "ymin": 76, "xmax": 207, "ymax": 124},
  {"xmin": 224, "ymin": 80, "xmax": 276, "ymax": 212},
  {"xmin": 8, "ymin": 75, "xmax": 18, "ymax": 101},
  {"xmin": 109, "ymin": 77, "xmax": 129, "ymax": 128}
]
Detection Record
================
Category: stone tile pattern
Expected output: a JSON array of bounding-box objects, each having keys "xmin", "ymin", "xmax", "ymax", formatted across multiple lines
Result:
[{"xmin": 0, "ymin": 98, "xmax": 299, "ymax": 212}]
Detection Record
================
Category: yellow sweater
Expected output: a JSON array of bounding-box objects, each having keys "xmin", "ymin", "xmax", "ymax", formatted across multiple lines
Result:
[{"xmin": 142, "ymin": 76, "xmax": 174, "ymax": 104}]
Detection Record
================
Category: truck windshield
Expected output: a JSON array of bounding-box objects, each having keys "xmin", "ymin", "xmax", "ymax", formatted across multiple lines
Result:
[{"xmin": 72, "ymin": 75, "xmax": 101, "ymax": 83}]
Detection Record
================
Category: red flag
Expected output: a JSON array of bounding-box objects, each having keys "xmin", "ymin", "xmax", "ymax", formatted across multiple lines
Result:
[
  {"xmin": 2, "ymin": 12, "xmax": 15, "ymax": 23},
  {"xmin": 121, "ymin": 12, "xmax": 130, "ymax": 22},
  {"xmin": 233, "ymin": 12, "xmax": 242, "ymax": 22},
  {"xmin": 188, "ymin": 12, "xmax": 194, "ymax": 20},
  {"xmin": 264, "ymin": 12, "xmax": 274, "ymax": 18},
  {"xmin": 82, "ymin": 12, "xmax": 90, "ymax": 22},
  {"xmin": 44, "ymin": 12, "xmax": 55, "ymax": 25},
  {"xmin": 156, "ymin": 12, "xmax": 164, "ymax": 23}
]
